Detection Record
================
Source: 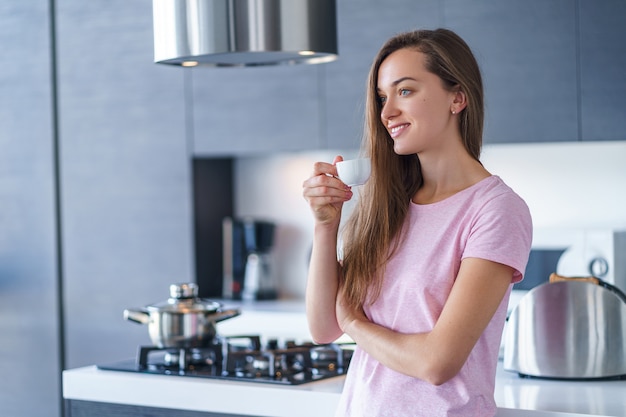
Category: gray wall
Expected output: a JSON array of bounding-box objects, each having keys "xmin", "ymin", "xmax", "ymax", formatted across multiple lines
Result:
[
  {"xmin": 0, "ymin": 1, "xmax": 625, "ymax": 417},
  {"xmin": 1, "ymin": 1, "xmax": 194, "ymax": 416},
  {"xmin": 0, "ymin": 2, "xmax": 59, "ymax": 416},
  {"xmin": 56, "ymin": 0, "xmax": 194, "ymax": 369}
]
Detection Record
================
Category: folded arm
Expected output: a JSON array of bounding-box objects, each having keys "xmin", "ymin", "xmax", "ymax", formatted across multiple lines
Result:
[{"xmin": 337, "ymin": 257, "xmax": 513, "ymax": 385}]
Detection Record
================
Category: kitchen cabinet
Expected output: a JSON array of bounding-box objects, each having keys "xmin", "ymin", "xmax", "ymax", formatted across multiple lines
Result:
[
  {"xmin": 66, "ymin": 400, "xmax": 253, "ymax": 417},
  {"xmin": 326, "ymin": 0, "xmax": 581, "ymax": 146},
  {"xmin": 192, "ymin": 0, "xmax": 626, "ymax": 156},
  {"xmin": 0, "ymin": 1, "xmax": 60, "ymax": 417},
  {"xmin": 578, "ymin": 0, "xmax": 626, "ymax": 141},
  {"xmin": 55, "ymin": 0, "xmax": 194, "ymax": 369},
  {"xmin": 191, "ymin": 64, "xmax": 323, "ymax": 155},
  {"xmin": 324, "ymin": 0, "xmax": 441, "ymax": 150},
  {"xmin": 190, "ymin": 0, "xmax": 444, "ymax": 153},
  {"xmin": 445, "ymin": 0, "xmax": 579, "ymax": 144},
  {"xmin": 326, "ymin": 0, "xmax": 626, "ymax": 146}
]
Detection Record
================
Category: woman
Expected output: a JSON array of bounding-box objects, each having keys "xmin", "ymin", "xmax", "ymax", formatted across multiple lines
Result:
[{"xmin": 302, "ymin": 29, "xmax": 532, "ymax": 416}]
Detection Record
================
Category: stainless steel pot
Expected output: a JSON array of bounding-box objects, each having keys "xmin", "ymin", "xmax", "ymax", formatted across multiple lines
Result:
[{"xmin": 124, "ymin": 283, "xmax": 240, "ymax": 348}]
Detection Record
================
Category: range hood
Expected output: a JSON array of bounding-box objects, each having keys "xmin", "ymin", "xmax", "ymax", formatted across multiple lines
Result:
[{"xmin": 153, "ymin": 0, "xmax": 338, "ymax": 67}]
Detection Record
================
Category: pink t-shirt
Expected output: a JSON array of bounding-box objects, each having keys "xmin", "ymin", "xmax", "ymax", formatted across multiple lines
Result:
[{"xmin": 336, "ymin": 175, "xmax": 532, "ymax": 417}]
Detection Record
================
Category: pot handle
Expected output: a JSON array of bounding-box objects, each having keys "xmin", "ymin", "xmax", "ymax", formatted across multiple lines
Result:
[
  {"xmin": 210, "ymin": 308, "xmax": 241, "ymax": 323},
  {"xmin": 123, "ymin": 308, "xmax": 150, "ymax": 325}
]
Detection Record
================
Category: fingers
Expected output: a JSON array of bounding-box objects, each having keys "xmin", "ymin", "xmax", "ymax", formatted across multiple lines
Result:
[
  {"xmin": 308, "ymin": 155, "xmax": 344, "ymax": 178},
  {"xmin": 310, "ymin": 160, "xmax": 338, "ymax": 178},
  {"xmin": 302, "ymin": 157, "xmax": 353, "ymax": 224},
  {"xmin": 303, "ymin": 156, "xmax": 350, "ymax": 196},
  {"xmin": 332, "ymin": 155, "xmax": 344, "ymax": 165},
  {"xmin": 302, "ymin": 173, "xmax": 352, "ymax": 204}
]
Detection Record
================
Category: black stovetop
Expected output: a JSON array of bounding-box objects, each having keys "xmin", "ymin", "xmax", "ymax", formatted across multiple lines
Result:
[{"xmin": 97, "ymin": 336, "xmax": 352, "ymax": 386}]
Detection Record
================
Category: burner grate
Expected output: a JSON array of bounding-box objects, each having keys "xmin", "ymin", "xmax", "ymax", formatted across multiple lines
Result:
[{"xmin": 97, "ymin": 335, "xmax": 353, "ymax": 385}]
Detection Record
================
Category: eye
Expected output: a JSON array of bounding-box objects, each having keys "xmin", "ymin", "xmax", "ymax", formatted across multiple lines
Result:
[
  {"xmin": 378, "ymin": 95, "xmax": 387, "ymax": 106},
  {"xmin": 399, "ymin": 88, "xmax": 411, "ymax": 97}
]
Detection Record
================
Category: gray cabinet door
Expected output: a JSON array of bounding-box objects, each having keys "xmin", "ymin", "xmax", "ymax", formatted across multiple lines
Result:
[
  {"xmin": 324, "ymin": 0, "xmax": 441, "ymax": 150},
  {"xmin": 56, "ymin": 0, "xmax": 194, "ymax": 368},
  {"xmin": 0, "ymin": 1, "xmax": 60, "ymax": 417},
  {"xmin": 579, "ymin": 0, "xmax": 626, "ymax": 141},
  {"xmin": 445, "ymin": 0, "xmax": 579, "ymax": 144},
  {"xmin": 67, "ymin": 400, "xmax": 255, "ymax": 417},
  {"xmin": 191, "ymin": 64, "xmax": 323, "ymax": 155}
]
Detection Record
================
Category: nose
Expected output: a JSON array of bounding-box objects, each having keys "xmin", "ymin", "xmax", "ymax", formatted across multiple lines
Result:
[{"xmin": 380, "ymin": 97, "xmax": 399, "ymax": 125}]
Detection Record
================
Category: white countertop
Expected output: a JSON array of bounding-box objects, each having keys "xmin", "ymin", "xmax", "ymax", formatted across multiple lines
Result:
[
  {"xmin": 494, "ymin": 364, "xmax": 625, "ymax": 416},
  {"xmin": 63, "ymin": 365, "xmax": 342, "ymax": 417},
  {"xmin": 63, "ymin": 362, "xmax": 625, "ymax": 417},
  {"xmin": 63, "ymin": 301, "xmax": 626, "ymax": 417}
]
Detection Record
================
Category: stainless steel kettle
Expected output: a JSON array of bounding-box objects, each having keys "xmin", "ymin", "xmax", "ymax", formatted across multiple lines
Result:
[{"xmin": 503, "ymin": 274, "xmax": 626, "ymax": 379}]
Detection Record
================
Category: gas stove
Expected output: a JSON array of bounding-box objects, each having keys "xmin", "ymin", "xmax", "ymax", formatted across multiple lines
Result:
[{"xmin": 97, "ymin": 335, "xmax": 353, "ymax": 385}]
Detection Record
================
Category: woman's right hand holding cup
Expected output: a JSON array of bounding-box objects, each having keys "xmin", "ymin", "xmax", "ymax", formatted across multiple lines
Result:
[{"xmin": 302, "ymin": 155, "xmax": 353, "ymax": 226}]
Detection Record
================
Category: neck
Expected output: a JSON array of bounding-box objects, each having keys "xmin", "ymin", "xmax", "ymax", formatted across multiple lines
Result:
[{"xmin": 413, "ymin": 145, "xmax": 489, "ymax": 205}]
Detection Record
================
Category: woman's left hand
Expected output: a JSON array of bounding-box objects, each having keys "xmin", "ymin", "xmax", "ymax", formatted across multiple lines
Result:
[{"xmin": 335, "ymin": 290, "xmax": 368, "ymax": 335}]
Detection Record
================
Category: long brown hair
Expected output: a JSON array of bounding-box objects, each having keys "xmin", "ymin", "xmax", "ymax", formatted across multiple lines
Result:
[{"xmin": 340, "ymin": 29, "xmax": 485, "ymax": 309}]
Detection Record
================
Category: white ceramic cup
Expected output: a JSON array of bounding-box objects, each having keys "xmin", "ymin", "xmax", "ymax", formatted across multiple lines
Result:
[{"xmin": 336, "ymin": 158, "xmax": 371, "ymax": 186}]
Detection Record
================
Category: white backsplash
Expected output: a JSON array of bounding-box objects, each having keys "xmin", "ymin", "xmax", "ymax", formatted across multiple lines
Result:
[{"xmin": 235, "ymin": 141, "xmax": 626, "ymax": 299}]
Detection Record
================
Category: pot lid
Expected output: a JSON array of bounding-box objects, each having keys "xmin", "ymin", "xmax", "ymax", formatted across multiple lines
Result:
[{"xmin": 146, "ymin": 283, "xmax": 223, "ymax": 313}]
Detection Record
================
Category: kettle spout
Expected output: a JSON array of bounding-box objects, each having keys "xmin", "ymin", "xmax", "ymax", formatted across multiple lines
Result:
[{"xmin": 123, "ymin": 308, "xmax": 150, "ymax": 325}]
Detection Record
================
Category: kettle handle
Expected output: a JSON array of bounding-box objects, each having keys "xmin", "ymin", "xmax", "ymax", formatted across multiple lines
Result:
[
  {"xmin": 549, "ymin": 273, "xmax": 599, "ymax": 285},
  {"xmin": 550, "ymin": 273, "xmax": 626, "ymax": 304},
  {"xmin": 123, "ymin": 308, "xmax": 150, "ymax": 325}
]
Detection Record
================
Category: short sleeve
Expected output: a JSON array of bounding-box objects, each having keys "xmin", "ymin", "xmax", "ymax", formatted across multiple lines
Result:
[{"xmin": 462, "ymin": 191, "xmax": 533, "ymax": 283}]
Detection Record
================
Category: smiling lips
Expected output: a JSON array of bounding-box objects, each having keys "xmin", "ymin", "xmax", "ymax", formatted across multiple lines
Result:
[{"xmin": 388, "ymin": 123, "xmax": 409, "ymax": 138}]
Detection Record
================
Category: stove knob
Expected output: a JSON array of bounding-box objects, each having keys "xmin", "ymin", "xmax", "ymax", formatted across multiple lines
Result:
[{"xmin": 266, "ymin": 338, "xmax": 279, "ymax": 350}]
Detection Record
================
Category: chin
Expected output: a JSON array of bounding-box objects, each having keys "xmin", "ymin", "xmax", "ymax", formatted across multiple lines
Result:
[{"xmin": 393, "ymin": 144, "xmax": 418, "ymax": 156}]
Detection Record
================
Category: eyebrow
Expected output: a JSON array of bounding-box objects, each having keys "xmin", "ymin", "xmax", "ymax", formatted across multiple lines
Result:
[{"xmin": 376, "ymin": 76, "xmax": 418, "ymax": 92}]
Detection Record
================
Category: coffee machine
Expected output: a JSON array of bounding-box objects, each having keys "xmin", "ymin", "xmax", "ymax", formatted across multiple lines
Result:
[{"xmin": 222, "ymin": 217, "xmax": 277, "ymax": 300}]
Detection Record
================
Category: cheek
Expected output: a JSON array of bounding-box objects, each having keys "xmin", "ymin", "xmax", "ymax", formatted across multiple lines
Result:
[
  {"xmin": 410, "ymin": 102, "xmax": 440, "ymax": 124},
  {"xmin": 420, "ymin": 99, "xmax": 449, "ymax": 123}
]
